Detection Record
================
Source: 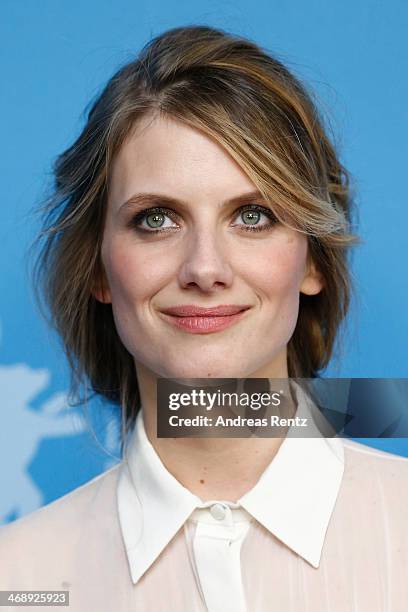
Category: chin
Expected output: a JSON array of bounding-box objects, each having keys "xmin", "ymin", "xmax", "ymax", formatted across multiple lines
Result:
[{"xmin": 161, "ymin": 360, "xmax": 247, "ymax": 380}]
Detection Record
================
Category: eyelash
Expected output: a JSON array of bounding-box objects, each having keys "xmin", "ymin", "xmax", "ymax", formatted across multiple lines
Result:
[{"xmin": 128, "ymin": 204, "xmax": 278, "ymax": 235}]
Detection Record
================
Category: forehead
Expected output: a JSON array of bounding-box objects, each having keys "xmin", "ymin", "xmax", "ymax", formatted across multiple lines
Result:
[{"xmin": 108, "ymin": 114, "xmax": 256, "ymax": 209}]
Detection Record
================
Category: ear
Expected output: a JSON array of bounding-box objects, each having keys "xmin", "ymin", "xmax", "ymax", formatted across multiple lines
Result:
[
  {"xmin": 91, "ymin": 267, "xmax": 112, "ymax": 304},
  {"xmin": 92, "ymin": 285, "xmax": 112, "ymax": 304},
  {"xmin": 300, "ymin": 258, "xmax": 324, "ymax": 296}
]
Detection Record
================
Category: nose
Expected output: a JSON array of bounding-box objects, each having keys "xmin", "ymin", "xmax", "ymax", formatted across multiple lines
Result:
[{"xmin": 178, "ymin": 227, "xmax": 234, "ymax": 293}]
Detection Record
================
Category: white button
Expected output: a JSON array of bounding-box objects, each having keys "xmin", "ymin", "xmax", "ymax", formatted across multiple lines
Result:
[{"xmin": 210, "ymin": 503, "xmax": 227, "ymax": 520}]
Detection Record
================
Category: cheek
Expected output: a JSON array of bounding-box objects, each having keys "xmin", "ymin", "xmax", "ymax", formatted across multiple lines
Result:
[
  {"xmin": 103, "ymin": 238, "xmax": 170, "ymax": 306},
  {"xmin": 237, "ymin": 233, "xmax": 308, "ymax": 298}
]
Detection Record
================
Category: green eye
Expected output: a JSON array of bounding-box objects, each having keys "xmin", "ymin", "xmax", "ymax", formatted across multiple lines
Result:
[
  {"xmin": 241, "ymin": 210, "xmax": 261, "ymax": 225},
  {"xmin": 146, "ymin": 212, "xmax": 165, "ymax": 228},
  {"xmin": 129, "ymin": 207, "xmax": 178, "ymax": 233},
  {"xmin": 234, "ymin": 205, "xmax": 278, "ymax": 232}
]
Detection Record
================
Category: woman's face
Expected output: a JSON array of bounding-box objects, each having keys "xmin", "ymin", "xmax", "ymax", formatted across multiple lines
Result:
[{"xmin": 95, "ymin": 113, "xmax": 322, "ymax": 379}]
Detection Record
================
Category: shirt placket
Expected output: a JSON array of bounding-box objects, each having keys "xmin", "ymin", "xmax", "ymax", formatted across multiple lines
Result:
[{"xmin": 191, "ymin": 503, "xmax": 250, "ymax": 612}]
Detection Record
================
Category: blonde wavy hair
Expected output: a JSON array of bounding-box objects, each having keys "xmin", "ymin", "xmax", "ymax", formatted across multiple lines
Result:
[{"xmin": 31, "ymin": 25, "xmax": 358, "ymax": 441}]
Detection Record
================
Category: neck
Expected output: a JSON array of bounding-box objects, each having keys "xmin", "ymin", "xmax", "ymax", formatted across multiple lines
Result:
[{"xmin": 135, "ymin": 358, "xmax": 294, "ymax": 502}]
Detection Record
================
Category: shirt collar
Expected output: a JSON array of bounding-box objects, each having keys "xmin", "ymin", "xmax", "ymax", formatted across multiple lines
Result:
[
  {"xmin": 239, "ymin": 391, "xmax": 344, "ymax": 568},
  {"xmin": 117, "ymin": 382, "xmax": 345, "ymax": 584}
]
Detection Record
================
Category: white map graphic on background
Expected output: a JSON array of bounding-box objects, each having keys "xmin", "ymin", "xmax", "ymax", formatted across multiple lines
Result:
[{"xmin": 0, "ymin": 363, "xmax": 119, "ymax": 524}]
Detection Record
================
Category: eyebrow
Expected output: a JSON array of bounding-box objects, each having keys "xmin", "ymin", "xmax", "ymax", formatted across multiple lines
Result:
[{"xmin": 117, "ymin": 190, "xmax": 267, "ymax": 215}]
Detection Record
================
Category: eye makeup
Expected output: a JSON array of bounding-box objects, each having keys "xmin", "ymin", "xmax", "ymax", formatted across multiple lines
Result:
[{"xmin": 126, "ymin": 203, "xmax": 278, "ymax": 235}]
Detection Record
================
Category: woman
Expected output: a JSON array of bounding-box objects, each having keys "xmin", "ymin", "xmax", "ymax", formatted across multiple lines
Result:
[{"xmin": 1, "ymin": 25, "xmax": 407, "ymax": 612}]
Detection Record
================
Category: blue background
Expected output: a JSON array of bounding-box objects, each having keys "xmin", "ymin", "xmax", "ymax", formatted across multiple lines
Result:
[{"xmin": 1, "ymin": 0, "xmax": 407, "ymax": 525}]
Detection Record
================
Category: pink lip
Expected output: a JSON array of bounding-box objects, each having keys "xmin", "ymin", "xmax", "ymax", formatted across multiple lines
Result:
[
  {"xmin": 161, "ymin": 304, "xmax": 251, "ymax": 316},
  {"xmin": 159, "ymin": 304, "xmax": 252, "ymax": 334}
]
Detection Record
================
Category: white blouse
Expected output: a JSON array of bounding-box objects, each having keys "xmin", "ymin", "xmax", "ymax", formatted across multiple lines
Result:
[{"xmin": 1, "ymin": 391, "xmax": 408, "ymax": 611}]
